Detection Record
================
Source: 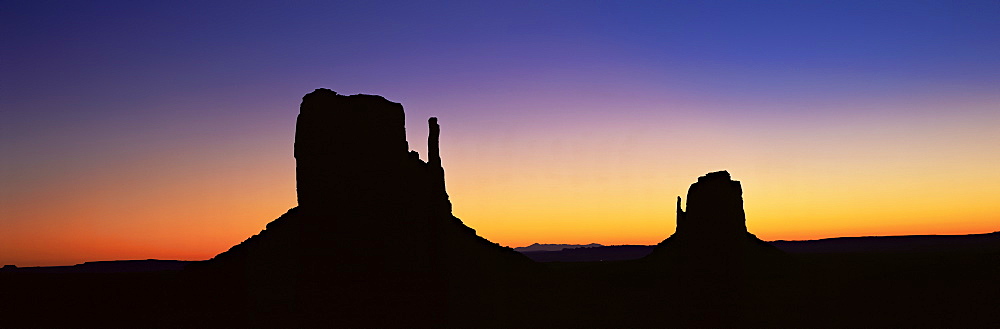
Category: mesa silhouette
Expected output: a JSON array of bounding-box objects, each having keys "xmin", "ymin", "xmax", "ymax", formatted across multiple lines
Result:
[
  {"xmin": 200, "ymin": 89, "xmax": 531, "ymax": 275},
  {"xmin": 642, "ymin": 170, "xmax": 788, "ymax": 274},
  {"xmin": 189, "ymin": 89, "xmax": 536, "ymax": 326}
]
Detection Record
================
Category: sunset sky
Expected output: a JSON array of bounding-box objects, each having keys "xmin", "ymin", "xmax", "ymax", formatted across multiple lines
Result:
[{"xmin": 2, "ymin": 1, "xmax": 998, "ymax": 266}]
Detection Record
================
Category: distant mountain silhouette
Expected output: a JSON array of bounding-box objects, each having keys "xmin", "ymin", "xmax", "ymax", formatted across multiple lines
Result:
[
  {"xmin": 770, "ymin": 231, "xmax": 1000, "ymax": 254},
  {"xmin": 514, "ymin": 243, "xmax": 604, "ymax": 252},
  {"xmin": 516, "ymin": 232, "xmax": 1000, "ymax": 262},
  {"xmin": 0, "ymin": 260, "xmax": 190, "ymax": 273},
  {"xmin": 520, "ymin": 245, "xmax": 653, "ymax": 262}
]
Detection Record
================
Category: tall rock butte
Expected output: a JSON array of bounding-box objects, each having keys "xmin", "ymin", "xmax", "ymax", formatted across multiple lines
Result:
[
  {"xmin": 189, "ymin": 89, "xmax": 535, "ymax": 327},
  {"xmin": 201, "ymin": 88, "xmax": 531, "ymax": 280}
]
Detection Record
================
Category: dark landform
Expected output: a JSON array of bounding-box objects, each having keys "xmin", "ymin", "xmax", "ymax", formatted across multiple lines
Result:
[
  {"xmin": 771, "ymin": 231, "xmax": 1000, "ymax": 254},
  {"xmin": 3, "ymin": 89, "xmax": 998, "ymax": 328},
  {"xmin": 0, "ymin": 259, "xmax": 191, "ymax": 274},
  {"xmin": 517, "ymin": 232, "xmax": 1000, "ymax": 262},
  {"xmin": 520, "ymin": 245, "xmax": 652, "ymax": 262},
  {"xmin": 9, "ymin": 233, "xmax": 994, "ymax": 271},
  {"xmin": 514, "ymin": 243, "xmax": 604, "ymax": 252}
]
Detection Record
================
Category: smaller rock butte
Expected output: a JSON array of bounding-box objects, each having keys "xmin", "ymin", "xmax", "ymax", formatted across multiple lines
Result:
[
  {"xmin": 645, "ymin": 170, "xmax": 783, "ymax": 268},
  {"xmin": 676, "ymin": 170, "xmax": 749, "ymax": 240}
]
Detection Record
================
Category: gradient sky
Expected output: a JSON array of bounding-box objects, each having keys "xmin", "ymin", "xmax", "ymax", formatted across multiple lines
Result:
[{"xmin": 2, "ymin": 1, "xmax": 998, "ymax": 266}]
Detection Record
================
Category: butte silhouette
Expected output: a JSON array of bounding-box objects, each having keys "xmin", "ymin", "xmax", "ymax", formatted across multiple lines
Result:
[
  {"xmin": 643, "ymin": 170, "xmax": 787, "ymax": 273},
  {"xmin": 204, "ymin": 89, "xmax": 531, "ymax": 272},
  {"xmin": 193, "ymin": 89, "xmax": 535, "ymax": 326}
]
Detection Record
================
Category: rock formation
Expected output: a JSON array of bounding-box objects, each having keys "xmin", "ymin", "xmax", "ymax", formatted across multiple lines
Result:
[
  {"xmin": 644, "ymin": 171, "xmax": 784, "ymax": 269},
  {"xmin": 294, "ymin": 89, "xmax": 408, "ymax": 209},
  {"xmin": 193, "ymin": 89, "xmax": 533, "ymax": 326},
  {"xmin": 675, "ymin": 171, "xmax": 749, "ymax": 242}
]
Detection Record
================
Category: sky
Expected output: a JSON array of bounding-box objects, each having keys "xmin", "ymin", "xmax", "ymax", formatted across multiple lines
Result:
[{"xmin": 2, "ymin": 0, "xmax": 998, "ymax": 266}]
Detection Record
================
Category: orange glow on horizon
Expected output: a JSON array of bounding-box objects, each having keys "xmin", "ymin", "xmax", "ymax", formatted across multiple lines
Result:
[{"xmin": 2, "ymin": 97, "xmax": 998, "ymax": 267}]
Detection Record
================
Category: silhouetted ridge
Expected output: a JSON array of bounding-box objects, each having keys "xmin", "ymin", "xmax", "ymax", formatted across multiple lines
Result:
[
  {"xmin": 771, "ymin": 231, "xmax": 1000, "ymax": 254},
  {"xmin": 520, "ymin": 245, "xmax": 654, "ymax": 262},
  {"xmin": 0, "ymin": 259, "xmax": 189, "ymax": 273},
  {"xmin": 514, "ymin": 243, "xmax": 604, "ymax": 252}
]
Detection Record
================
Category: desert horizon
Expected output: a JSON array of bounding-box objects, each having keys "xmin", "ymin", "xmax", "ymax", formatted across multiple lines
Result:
[
  {"xmin": 4, "ymin": 1, "xmax": 999, "ymax": 268},
  {"xmin": 2, "ymin": 1, "xmax": 998, "ymax": 327}
]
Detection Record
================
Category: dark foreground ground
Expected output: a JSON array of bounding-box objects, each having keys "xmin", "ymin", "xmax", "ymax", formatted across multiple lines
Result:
[{"xmin": 3, "ymin": 246, "xmax": 998, "ymax": 328}]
